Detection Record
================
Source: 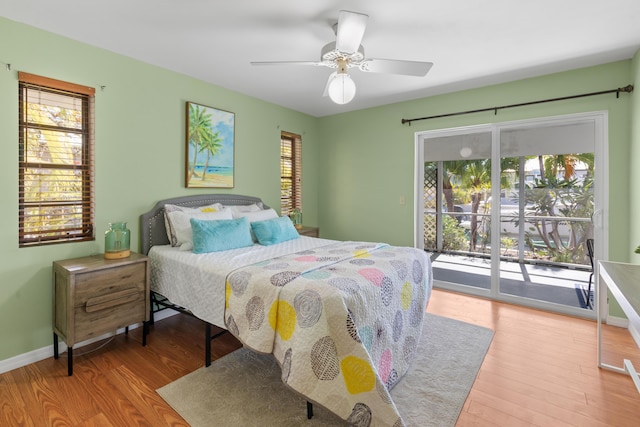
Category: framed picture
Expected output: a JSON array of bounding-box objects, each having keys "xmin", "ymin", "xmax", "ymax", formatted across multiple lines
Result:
[{"xmin": 186, "ymin": 102, "xmax": 235, "ymax": 188}]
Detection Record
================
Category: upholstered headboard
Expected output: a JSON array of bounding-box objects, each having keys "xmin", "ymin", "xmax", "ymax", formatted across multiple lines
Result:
[{"xmin": 139, "ymin": 194, "xmax": 269, "ymax": 255}]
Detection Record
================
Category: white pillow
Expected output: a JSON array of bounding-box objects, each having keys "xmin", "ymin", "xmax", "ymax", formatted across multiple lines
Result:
[
  {"xmin": 233, "ymin": 208, "xmax": 279, "ymax": 241},
  {"xmin": 163, "ymin": 203, "xmax": 226, "ymax": 245},
  {"xmin": 233, "ymin": 208, "xmax": 279, "ymax": 222},
  {"xmin": 228, "ymin": 203, "xmax": 263, "ymax": 216},
  {"xmin": 165, "ymin": 207, "xmax": 232, "ymax": 249}
]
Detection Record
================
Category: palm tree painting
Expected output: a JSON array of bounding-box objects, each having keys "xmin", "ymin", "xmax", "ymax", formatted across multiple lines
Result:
[{"xmin": 186, "ymin": 102, "xmax": 234, "ymax": 188}]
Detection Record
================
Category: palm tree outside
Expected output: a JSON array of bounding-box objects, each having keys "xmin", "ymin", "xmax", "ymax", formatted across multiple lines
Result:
[{"xmin": 428, "ymin": 153, "xmax": 593, "ymax": 265}]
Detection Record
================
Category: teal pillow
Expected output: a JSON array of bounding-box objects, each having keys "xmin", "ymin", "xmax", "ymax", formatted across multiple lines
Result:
[
  {"xmin": 190, "ymin": 217, "xmax": 253, "ymax": 254},
  {"xmin": 251, "ymin": 216, "xmax": 300, "ymax": 246}
]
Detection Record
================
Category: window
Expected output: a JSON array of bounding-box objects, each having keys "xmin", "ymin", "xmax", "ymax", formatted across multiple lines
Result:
[
  {"xmin": 280, "ymin": 131, "xmax": 302, "ymax": 216},
  {"xmin": 18, "ymin": 72, "xmax": 95, "ymax": 246}
]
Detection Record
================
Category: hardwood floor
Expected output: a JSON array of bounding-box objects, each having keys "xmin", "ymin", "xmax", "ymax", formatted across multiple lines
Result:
[
  {"xmin": 2, "ymin": 289, "xmax": 639, "ymax": 426},
  {"xmin": 430, "ymin": 290, "xmax": 640, "ymax": 427}
]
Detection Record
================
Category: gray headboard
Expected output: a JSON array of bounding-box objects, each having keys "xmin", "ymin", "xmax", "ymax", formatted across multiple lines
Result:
[{"xmin": 139, "ymin": 194, "xmax": 270, "ymax": 255}]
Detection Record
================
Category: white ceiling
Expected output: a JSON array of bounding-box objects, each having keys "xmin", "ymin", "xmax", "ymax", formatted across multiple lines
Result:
[{"xmin": 3, "ymin": 1, "xmax": 640, "ymax": 117}]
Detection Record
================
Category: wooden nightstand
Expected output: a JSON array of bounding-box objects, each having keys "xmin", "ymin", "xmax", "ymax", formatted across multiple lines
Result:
[
  {"xmin": 52, "ymin": 252, "xmax": 150, "ymax": 376},
  {"xmin": 297, "ymin": 226, "xmax": 319, "ymax": 237}
]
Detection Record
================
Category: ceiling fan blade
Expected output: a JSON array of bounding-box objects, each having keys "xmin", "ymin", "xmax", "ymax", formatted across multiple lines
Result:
[
  {"xmin": 335, "ymin": 10, "xmax": 368, "ymax": 54},
  {"xmin": 359, "ymin": 58, "xmax": 433, "ymax": 77},
  {"xmin": 250, "ymin": 61, "xmax": 324, "ymax": 67}
]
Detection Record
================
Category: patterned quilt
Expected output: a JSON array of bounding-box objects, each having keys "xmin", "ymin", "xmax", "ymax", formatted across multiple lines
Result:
[{"xmin": 224, "ymin": 241, "xmax": 432, "ymax": 427}]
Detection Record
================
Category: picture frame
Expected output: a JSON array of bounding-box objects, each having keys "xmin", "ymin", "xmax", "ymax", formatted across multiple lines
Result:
[{"xmin": 185, "ymin": 101, "xmax": 235, "ymax": 188}]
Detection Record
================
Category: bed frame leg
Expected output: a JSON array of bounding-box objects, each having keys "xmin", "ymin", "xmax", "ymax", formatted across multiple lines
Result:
[
  {"xmin": 204, "ymin": 323, "xmax": 229, "ymax": 367},
  {"xmin": 307, "ymin": 401, "xmax": 313, "ymax": 419},
  {"xmin": 149, "ymin": 292, "xmax": 157, "ymax": 325},
  {"xmin": 142, "ymin": 321, "xmax": 148, "ymax": 346},
  {"xmin": 205, "ymin": 323, "xmax": 212, "ymax": 367}
]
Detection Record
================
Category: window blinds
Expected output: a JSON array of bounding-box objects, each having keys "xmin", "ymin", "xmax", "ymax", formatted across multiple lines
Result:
[
  {"xmin": 280, "ymin": 132, "xmax": 302, "ymax": 216},
  {"xmin": 18, "ymin": 72, "xmax": 95, "ymax": 246}
]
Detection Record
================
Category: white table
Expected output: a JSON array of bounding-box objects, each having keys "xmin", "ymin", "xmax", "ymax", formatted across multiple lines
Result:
[{"xmin": 597, "ymin": 260, "xmax": 640, "ymax": 393}]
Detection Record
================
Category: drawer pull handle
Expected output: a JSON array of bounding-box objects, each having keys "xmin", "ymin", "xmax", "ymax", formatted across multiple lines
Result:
[{"xmin": 85, "ymin": 288, "xmax": 139, "ymax": 312}]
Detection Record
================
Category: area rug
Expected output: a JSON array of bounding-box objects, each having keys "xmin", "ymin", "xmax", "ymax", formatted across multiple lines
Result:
[{"xmin": 157, "ymin": 313, "xmax": 493, "ymax": 427}]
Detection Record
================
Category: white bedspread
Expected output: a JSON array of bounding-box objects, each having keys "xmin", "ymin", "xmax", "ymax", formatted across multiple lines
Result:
[{"xmin": 149, "ymin": 236, "xmax": 337, "ymax": 327}]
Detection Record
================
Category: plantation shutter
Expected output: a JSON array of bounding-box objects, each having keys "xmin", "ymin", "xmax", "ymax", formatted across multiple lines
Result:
[{"xmin": 18, "ymin": 72, "xmax": 95, "ymax": 246}]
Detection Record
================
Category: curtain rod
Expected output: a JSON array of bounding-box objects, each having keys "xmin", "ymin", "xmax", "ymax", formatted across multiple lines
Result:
[{"xmin": 401, "ymin": 84, "xmax": 634, "ymax": 125}]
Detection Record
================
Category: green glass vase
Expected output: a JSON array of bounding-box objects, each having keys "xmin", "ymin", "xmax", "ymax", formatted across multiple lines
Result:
[
  {"xmin": 289, "ymin": 209, "xmax": 302, "ymax": 230},
  {"xmin": 104, "ymin": 221, "xmax": 131, "ymax": 259}
]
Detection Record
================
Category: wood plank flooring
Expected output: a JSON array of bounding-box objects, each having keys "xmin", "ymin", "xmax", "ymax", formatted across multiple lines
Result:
[
  {"xmin": 430, "ymin": 290, "xmax": 640, "ymax": 427},
  {"xmin": 2, "ymin": 289, "xmax": 639, "ymax": 426}
]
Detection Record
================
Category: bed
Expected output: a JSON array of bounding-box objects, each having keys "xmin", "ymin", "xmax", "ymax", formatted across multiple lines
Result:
[{"xmin": 140, "ymin": 194, "xmax": 433, "ymax": 427}]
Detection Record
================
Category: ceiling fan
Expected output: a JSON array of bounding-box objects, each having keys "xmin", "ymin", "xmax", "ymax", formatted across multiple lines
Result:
[{"xmin": 251, "ymin": 10, "xmax": 433, "ymax": 104}]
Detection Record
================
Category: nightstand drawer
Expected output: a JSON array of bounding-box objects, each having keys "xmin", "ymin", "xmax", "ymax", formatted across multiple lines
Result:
[
  {"xmin": 73, "ymin": 263, "xmax": 146, "ymax": 341},
  {"xmin": 74, "ymin": 263, "xmax": 146, "ymax": 306},
  {"xmin": 85, "ymin": 288, "xmax": 140, "ymax": 313},
  {"xmin": 74, "ymin": 292, "xmax": 145, "ymax": 341}
]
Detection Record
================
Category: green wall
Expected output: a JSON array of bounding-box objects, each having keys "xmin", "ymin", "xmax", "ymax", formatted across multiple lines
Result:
[
  {"xmin": 1, "ymin": 16, "xmax": 638, "ymax": 364},
  {"xmin": 0, "ymin": 18, "xmax": 320, "ymax": 361},
  {"xmin": 318, "ymin": 61, "xmax": 633, "ymax": 261},
  {"xmin": 631, "ymin": 49, "xmax": 640, "ymax": 261}
]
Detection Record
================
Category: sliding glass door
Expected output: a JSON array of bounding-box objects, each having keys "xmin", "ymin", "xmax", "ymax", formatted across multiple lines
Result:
[
  {"xmin": 422, "ymin": 130, "xmax": 494, "ymax": 293},
  {"xmin": 415, "ymin": 113, "xmax": 606, "ymax": 317}
]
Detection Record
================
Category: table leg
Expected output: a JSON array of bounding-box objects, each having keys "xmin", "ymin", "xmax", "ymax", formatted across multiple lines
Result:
[
  {"xmin": 67, "ymin": 346, "xmax": 73, "ymax": 376},
  {"xmin": 53, "ymin": 332, "xmax": 59, "ymax": 359}
]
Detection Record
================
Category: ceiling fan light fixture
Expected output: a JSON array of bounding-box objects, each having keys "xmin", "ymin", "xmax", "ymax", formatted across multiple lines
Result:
[
  {"xmin": 328, "ymin": 73, "xmax": 356, "ymax": 104},
  {"xmin": 250, "ymin": 10, "xmax": 433, "ymax": 106}
]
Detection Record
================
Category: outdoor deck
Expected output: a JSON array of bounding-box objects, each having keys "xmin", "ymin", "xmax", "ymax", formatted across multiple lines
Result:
[{"xmin": 430, "ymin": 253, "xmax": 593, "ymax": 309}]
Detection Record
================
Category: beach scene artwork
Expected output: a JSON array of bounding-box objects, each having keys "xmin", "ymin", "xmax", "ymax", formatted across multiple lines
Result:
[{"xmin": 186, "ymin": 102, "xmax": 234, "ymax": 188}]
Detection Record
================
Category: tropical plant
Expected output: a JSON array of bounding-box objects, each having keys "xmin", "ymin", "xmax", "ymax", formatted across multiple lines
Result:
[
  {"xmin": 539, "ymin": 153, "xmax": 594, "ymax": 181},
  {"xmin": 442, "ymin": 160, "xmax": 468, "ymax": 214},
  {"xmin": 521, "ymin": 153, "xmax": 594, "ymax": 264},
  {"xmin": 442, "ymin": 215, "xmax": 468, "ymax": 251},
  {"xmin": 501, "ymin": 235, "xmax": 516, "ymax": 256},
  {"xmin": 424, "ymin": 214, "xmax": 467, "ymax": 251},
  {"xmin": 444, "ymin": 158, "xmax": 518, "ymax": 251}
]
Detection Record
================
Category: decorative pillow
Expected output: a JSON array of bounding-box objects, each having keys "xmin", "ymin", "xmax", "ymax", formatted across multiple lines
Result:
[
  {"xmin": 233, "ymin": 208, "xmax": 279, "ymax": 241},
  {"xmin": 232, "ymin": 207, "xmax": 278, "ymax": 221},
  {"xmin": 251, "ymin": 216, "xmax": 300, "ymax": 246},
  {"xmin": 165, "ymin": 208, "xmax": 233, "ymax": 249},
  {"xmin": 190, "ymin": 217, "xmax": 253, "ymax": 254},
  {"xmin": 163, "ymin": 203, "xmax": 227, "ymax": 246},
  {"xmin": 228, "ymin": 203, "xmax": 264, "ymax": 217}
]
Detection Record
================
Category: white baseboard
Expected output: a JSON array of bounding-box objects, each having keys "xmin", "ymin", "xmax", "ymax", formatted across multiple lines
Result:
[
  {"xmin": 630, "ymin": 325, "xmax": 640, "ymax": 349},
  {"xmin": 0, "ymin": 309, "xmax": 179, "ymax": 375},
  {"xmin": 606, "ymin": 315, "xmax": 629, "ymax": 328},
  {"xmin": 607, "ymin": 315, "xmax": 640, "ymax": 349}
]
